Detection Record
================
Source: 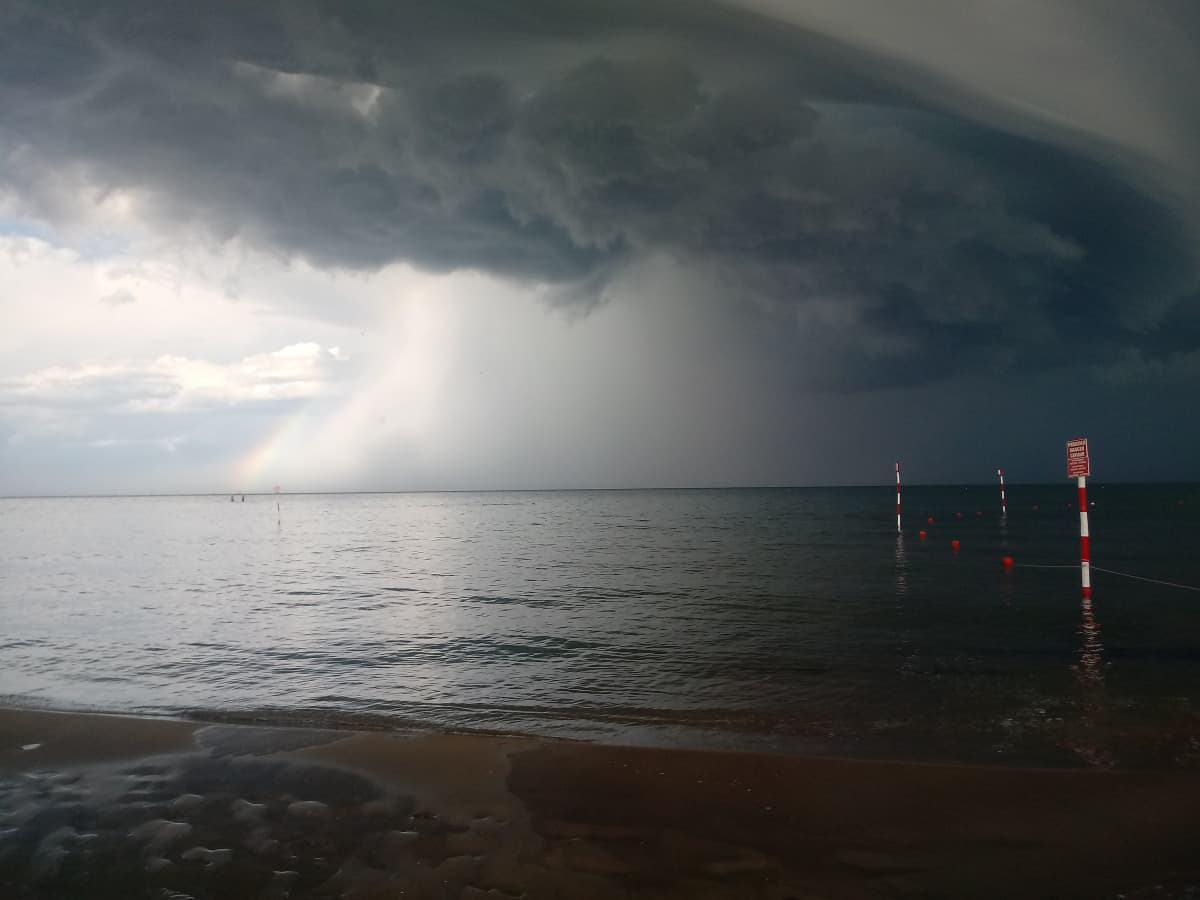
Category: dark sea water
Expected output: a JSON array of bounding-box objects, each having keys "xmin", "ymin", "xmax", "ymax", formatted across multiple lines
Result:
[{"xmin": 2, "ymin": 486, "xmax": 1199, "ymax": 768}]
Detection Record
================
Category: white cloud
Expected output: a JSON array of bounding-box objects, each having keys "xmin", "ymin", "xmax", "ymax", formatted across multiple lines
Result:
[
  {"xmin": 0, "ymin": 234, "xmax": 372, "ymax": 378},
  {"xmin": 97, "ymin": 287, "xmax": 136, "ymax": 306},
  {"xmin": 88, "ymin": 434, "xmax": 186, "ymax": 452},
  {"xmin": 0, "ymin": 342, "xmax": 346, "ymax": 416}
]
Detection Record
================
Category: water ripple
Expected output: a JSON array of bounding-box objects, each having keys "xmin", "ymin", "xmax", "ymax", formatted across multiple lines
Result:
[{"xmin": 2, "ymin": 487, "xmax": 1199, "ymax": 766}]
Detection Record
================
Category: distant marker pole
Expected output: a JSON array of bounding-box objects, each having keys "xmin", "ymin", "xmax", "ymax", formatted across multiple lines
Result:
[
  {"xmin": 274, "ymin": 484, "xmax": 281, "ymax": 528},
  {"xmin": 895, "ymin": 461, "xmax": 902, "ymax": 533},
  {"xmin": 1066, "ymin": 439, "xmax": 1091, "ymax": 599},
  {"xmin": 997, "ymin": 468, "xmax": 1007, "ymax": 515}
]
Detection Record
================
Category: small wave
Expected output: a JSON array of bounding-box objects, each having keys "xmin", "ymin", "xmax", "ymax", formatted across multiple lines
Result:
[
  {"xmin": 0, "ymin": 638, "xmax": 47, "ymax": 650},
  {"xmin": 175, "ymin": 699, "xmax": 813, "ymax": 737},
  {"xmin": 461, "ymin": 594, "xmax": 538, "ymax": 606}
]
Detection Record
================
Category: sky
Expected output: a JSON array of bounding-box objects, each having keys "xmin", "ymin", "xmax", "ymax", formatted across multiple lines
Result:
[{"xmin": 1, "ymin": 0, "xmax": 1198, "ymax": 494}]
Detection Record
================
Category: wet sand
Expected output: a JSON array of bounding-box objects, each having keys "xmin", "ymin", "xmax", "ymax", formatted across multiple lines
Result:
[{"xmin": 2, "ymin": 708, "xmax": 1199, "ymax": 899}]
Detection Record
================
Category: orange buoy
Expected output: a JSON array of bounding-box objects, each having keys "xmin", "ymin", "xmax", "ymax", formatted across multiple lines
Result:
[
  {"xmin": 1002, "ymin": 556, "xmax": 1014, "ymax": 569},
  {"xmin": 951, "ymin": 539, "xmax": 961, "ymax": 551},
  {"xmin": 919, "ymin": 530, "xmax": 927, "ymax": 540}
]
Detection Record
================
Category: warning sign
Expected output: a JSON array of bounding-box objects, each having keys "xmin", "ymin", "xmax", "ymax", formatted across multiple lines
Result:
[{"xmin": 1066, "ymin": 437, "xmax": 1090, "ymax": 478}]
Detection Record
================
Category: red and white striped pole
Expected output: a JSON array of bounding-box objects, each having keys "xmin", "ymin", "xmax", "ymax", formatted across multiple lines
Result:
[
  {"xmin": 1078, "ymin": 475, "xmax": 1091, "ymax": 599},
  {"xmin": 997, "ymin": 468, "xmax": 1007, "ymax": 515},
  {"xmin": 895, "ymin": 461, "xmax": 902, "ymax": 533},
  {"xmin": 1066, "ymin": 438, "xmax": 1091, "ymax": 599}
]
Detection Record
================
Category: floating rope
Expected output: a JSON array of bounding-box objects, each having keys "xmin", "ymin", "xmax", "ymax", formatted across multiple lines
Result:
[
  {"xmin": 1090, "ymin": 566, "xmax": 1200, "ymax": 593},
  {"xmin": 1016, "ymin": 563, "xmax": 1200, "ymax": 592}
]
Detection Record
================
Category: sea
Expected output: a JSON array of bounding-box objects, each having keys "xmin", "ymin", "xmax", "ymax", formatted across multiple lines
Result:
[{"xmin": 2, "ymin": 485, "xmax": 1198, "ymax": 769}]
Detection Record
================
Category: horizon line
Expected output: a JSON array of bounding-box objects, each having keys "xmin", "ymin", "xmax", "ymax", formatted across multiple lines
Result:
[{"xmin": 3, "ymin": 479, "xmax": 1196, "ymax": 500}]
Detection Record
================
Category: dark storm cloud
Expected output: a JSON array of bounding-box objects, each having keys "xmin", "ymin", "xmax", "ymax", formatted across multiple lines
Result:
[{"xmin": 1, "ymin": 0, "xmax": 1198, "ymax": 388}]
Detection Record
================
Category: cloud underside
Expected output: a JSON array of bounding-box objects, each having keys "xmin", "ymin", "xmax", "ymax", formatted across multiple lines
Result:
[{"xmin": 1, "ymin": 0, "xmax": 1197, "ymax": 389}]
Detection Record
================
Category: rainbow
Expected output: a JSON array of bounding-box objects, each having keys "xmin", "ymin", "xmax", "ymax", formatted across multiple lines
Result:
[{"xmin": 234, "ymin": 410, "xmax": 311, "ymax": 491}]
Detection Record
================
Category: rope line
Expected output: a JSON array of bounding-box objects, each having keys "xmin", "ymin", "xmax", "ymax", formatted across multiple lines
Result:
[
  {"xmin": 1090, "ymin": 566, "xmax": 1200, "ymax": 593},
  {"xmin": 1016, "ymin": 563, "xmax": 1200, "ymax": 592}
]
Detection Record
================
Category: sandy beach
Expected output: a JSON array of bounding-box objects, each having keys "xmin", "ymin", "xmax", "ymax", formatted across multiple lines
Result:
[{"xmin": 2, "ymin": 708, "xmax": 1200, "ymax": 898}]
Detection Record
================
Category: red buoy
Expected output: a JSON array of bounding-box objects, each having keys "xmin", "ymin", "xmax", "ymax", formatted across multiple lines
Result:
[
  {"xmin": 1002, "ymin": 556, "xmax": 1014, "ymax": 569},
  {"xmin": 956, "ymin": 511, "xmax": 963, "ymax": 519},
  {"xmin": 1033, "ymin": 504, "xmax": 1039, "ymax": 511},
  {"xmin": 927, "ymin": 517, "xmax": 934, "ymax": 525},
  {"xmin": 976, "ymin": 511, "xmax": 983, "ymax": 517},
  {"xmin": 919, "ymin": 530, "xmax": 927, "ymax": 540},
  {"xmin": 951, "ymin": 539, "xmax": 961, "ymax": 551}
]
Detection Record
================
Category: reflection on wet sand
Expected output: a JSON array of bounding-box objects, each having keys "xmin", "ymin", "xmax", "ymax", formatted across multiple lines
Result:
[{"xmin": 5, "ymin": 708, "xmax": 1200, "ymax": 899}]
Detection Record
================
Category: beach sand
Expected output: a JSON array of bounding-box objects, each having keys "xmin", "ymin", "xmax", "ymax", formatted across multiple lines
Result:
[{"xmin": 2, "ymin": 708, "xmax": 1199, "ymax": 899}]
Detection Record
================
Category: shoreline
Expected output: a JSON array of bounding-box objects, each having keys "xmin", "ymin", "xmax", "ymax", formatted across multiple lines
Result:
[
  {"xmin": 4, "ymin": 707, "xmax": 1200, "ymax": 898},
  {"xmin": 6, "ymin": 698, "xmax": 1199, "ymax": 775},
  {"xmin": 0, "ymin": 702, "xmax": 1122, "ymax": 774}
]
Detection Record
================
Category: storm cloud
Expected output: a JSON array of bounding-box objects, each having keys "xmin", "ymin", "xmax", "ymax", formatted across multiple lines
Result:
[{"xmin": 2, "ymin": 0, "xmax": 1197, "ymax": 392}]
